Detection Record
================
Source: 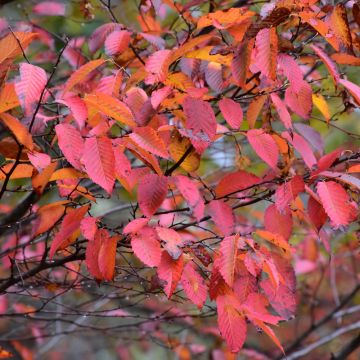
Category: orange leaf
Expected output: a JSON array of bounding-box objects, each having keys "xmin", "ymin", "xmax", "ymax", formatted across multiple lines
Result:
[
  {"xmin": 0, "ymin": 83, "xmax": 20, "ymax": 114},
  {"xmin": 0, "ymin": 32, "xmax": 37, "ymax": 64}
]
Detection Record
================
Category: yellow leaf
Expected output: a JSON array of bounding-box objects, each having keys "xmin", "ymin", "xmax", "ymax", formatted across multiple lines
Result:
[
  {"xmin": 84, "ymin": 92, "xmax": 136, "ymax": 127},
  {"xmin": 312, "ymin": 93, "xmax": 330, "ymax": 123},
  {"xmin": 184, "ymin": 46, "xmax": 233, "ymax": 66}
]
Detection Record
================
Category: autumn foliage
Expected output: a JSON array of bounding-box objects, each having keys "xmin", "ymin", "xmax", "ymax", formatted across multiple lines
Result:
[{"xmin": 0, "ymin": 0, "xmax": 360, "ymax": 358}]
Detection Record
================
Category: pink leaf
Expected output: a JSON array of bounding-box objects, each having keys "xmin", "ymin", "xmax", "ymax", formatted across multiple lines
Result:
[
  {"xmin": 156, "ymin": 227, "xmax": 183, "ymax": 260},
  {"xmin": 339, "ymin": 78, "xmax": 360, "ymax": 105},
  {"xmin": 270, "ymin": 93, "xmax": 292, "ymax": 130},
  {"xmin": 57, "ymin": 96, "xmax": 87, "ymax": 129},
  {"xmin": 89, "ymin": 23, "xmax": 122, "ymax": 53},
  {"xmin": 277, "ymin": 53, "xmax": 303, "ymax": 91},
  {"xmin": 282, "ymin": 132, "xmax": 317, "ymax": 169},
  {"xmin": 55, "ymin": 124, "xmax": 84, "ymax": 170},
  {"xmin": 218, "ymin": 98, "xmax": 243, "ymax": 129},
  {"xmin": 208, "ymin": 200, "xmax": 234, "ymax": 236},
  {"xmin": 138, "ymin": 174, "xmax": 168, "ymax": 217},
  {"xmin": 311, "ymin": 44, "xmax": 340, "ymax": 84},
  {"xmin": 181, "ymin": 262, "xmax": 207, "ymax": 309},
  {"xmin": 81, "ymin": 137, "xmax": 115, "ymax": 194},
  {"xmin": 131, "ymin": 226, "xmax": 162, "ymax": 267},
  {"xmin": 105, "ymin": 30, "xmax": 131, "ymax": 56},
  {"xmin": 284, "ymin": 81, "xmax": 312, "ymax": 119},
  {"xmin": 317, "ymin": 181, "xmax": 357, "ymax": 228},
  {"xmin": 247, "ymin": 129, "xmax": 279, "ymax": 169},
  {"xmin": 219, "ymin": 235, "xmax": 240, "ymax": 287},
  {"xmin": 145, "ymin": 49, "xmax": 172, "ymax": 84},
  {"xmin": 33, "ymin": 1, "xmax": 66, "ymax": 16},
  {"xmin": 183, "ymin": 96, "xmax": 217, "ymax": 153},
  {"xmin": 275, "ymin": 175, "xmax": 305, "ymax": 213},
  {"xmin": 15, "ymin": 63, "xmax": 47, "ymax": 116},
  {"xmin": 27, "ymin": 151, "xmax": 51, "ymax": 171},
  {"xmin": 80, "ymin": 216, "xmax": 98, "ymax": 241},
  {"xmin": 123, "ymin": 218, "xmax": 148, "ymax": 234},
  {"xmin": 173, "ymin": 175, "xmax": 204, "ymax": 221}
]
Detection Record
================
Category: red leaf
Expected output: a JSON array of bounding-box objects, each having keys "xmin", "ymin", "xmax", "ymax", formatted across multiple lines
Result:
[
  {"xmin": 129, "ymin": 126, "xmax": 169, "ymax": 159},
  {"xmin": 55, "ymin": 124, "xmax": 84, "ymax": 171},
  {"xmin": 261, "ymin": 279, "xmax": 296, "ymax": 320},
  {"xmin": 275, "ymin": 175, "xmax": 305, "ymax": 213},
  {"xmin": 270, "ymin": 93, "xmax": 292, "ymax": 130},
  {"xmin": 307, "ymin": 196, "xmax": 327, "ymax": 231},
  {"xmin": 231, "ymin": 39, "xmax": 254, "ymax": 88},
  {"xmin": 86, "ymin": 228, "xmax": 105, "ymax": 279},
  {"xmin": 105, "ymin": 30, "xmax": 131, "ymax": 56},
  {"xmin": 145, "ymin": 49, "xmax": 172, "ymax": 84},
  {"xmin": 216, "ymin": 293, "xmax": 247, "ymax": 353},
  {"xmin": 131, "ymin": 226, "xmax": 162, "ymax": 267},
  {"xmin": 181, "ymin": 262, "xmax": 207, "ymax": 309},
  {"xmin": 282, "ymin": 132, "xmax": 317, "ymax": 169},
  {"xmin": 173, "ymin": 175, "xmax": 204, "ymax": 221},
  {"xmin": 215, "ymin": 171, "xmax": 260, "ymax": 198},
  {"xmin": 264, "ymin": 204, "xmax": 292, "ymax": 241},
  {"xmin": 208, "ymin": 200, "xmax": 234, "ymax": 236},
  {"xmin": 49, "ymin": 205, "xmax": 89, "ymax": 258},
  {"xmin": 317, "ymin": 181, "xmax": 357, "ymax": 228},
  {"xmin": 15, "ymin": 63, "xmax": 47, "ymax": 116},
  {"xmin": 138, "ymin": 173, "xmax": 168, "ymax": 217},
  {"xmin": 233, "ymin": 274, "xmax": 257, "ymax": 303},
  {"xmin": 254, "ymin": 28, "xmax": 278, "ymax": 80},
  {"xmin": 247, "ymin": 129, "xmax": 279, "ymax": 170},
  {"xmin": 157, "ymin": 252, "xmax": 184, "ymax": 298},
  {"xmin": 81, "ymin": 137, "xmax": 115, "ymax": 194},
  {"xmin": 98, "ymin": 234, "xmax": 118, "ymax": 281},
  {"xmin": 219, "ymin": 235, "xmax": 240, "ymax": 287},
  {"xmin": 218, "ymin": 98, "xmax": 243, "ymax": 129},
  {"xmin": 183, "ymin": 96, "xmax": 217, "ymax": 153}
]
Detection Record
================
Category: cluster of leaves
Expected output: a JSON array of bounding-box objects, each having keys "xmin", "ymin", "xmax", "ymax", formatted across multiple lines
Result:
[{"xmin": 0, "ymin": 0, "xmax": 360, "ymax": 358}]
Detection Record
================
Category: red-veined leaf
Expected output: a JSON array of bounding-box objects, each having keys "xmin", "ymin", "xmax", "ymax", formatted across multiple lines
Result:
[
  {"xmin": 81, "ymin": 137, "xmax": 115, "ymax": 194},
  {"xmin": 215, "ymin": 170, "xmax": 260, "ymax": 198},
  {"xmin": 183, "ymin": 95, "xmax": 217, "ymax": 153},
  {"xmin": 181, "ymin": 261, "xmax": 207, "ymax": 309},
  {"xmin": 218, "ymin": 98, "xmax": 243, "ymax": 129},
  {"xmin": 275, "ymin": 175, "xmax": 304, "ymax": 213},
  {"xmin": 64, "ymin": 59, "xmax": 106, "ymax": 93},
  {"xmin": 219, "ymin": 234, "xmax": 240, "ymax": 287},
  {"xmin": 129, "ymin": 126, "xmax": 169, "ymax": 159},
  {"xmin": 216, "ymin": 293, "xmax": 247, "ymax": 353},
  {"xmin": 157, "ymin": 252, "xmax": 184, "ymax": 298},
  {"xmin": 15, "ymin": 63, "xmax": 47, "ymax": 116},
  {"xmin": 49, "ymin": 205, "xmax": 89, "ymax": 258},
  {"xmin": 55, "ymin": 123, "xmax": 84, "ymax": 171},
  {"xmin": 270, "ymin": 93, "xmax": 292, "ymax": 130},
  {"xmin": 98, "ymin": 234, "xmax": 118, "ymax": 281},
  {"xmin": 173, "ymin": 175, "xmax": 204, "ymax": 221},
  {"xmin": 317, "ymin": 181, "xmax": 357, "ymax": 228},
  {"xmin": 138, "ymin": 173, "xmax": 168, "ymax": 217},
  {"xmin": 145, "ymin": 49, "xmax": 172, "ymax": 85},
  {"xmin": 84, "ymin": 92, "xmax": 136, "ymax": 127},
  {"xmin": 131, "ymin": 226, "xmax": 162, "ymax": 267},
  {"xmin": 247, "ymin": 129, "xmax": 279, "ymax": 169},
  {"xmin": 105, "ymin": 30, "xmax": 131, "ymax": 56},
  {"xmin": 264, "ymin": 204, "xmax": 292, "ymax": 241},
  {"xmin": 208, "ymin": 200, "xmax": 234, "ymax": 236},
  {"xmin": 254, "ymin": 28, "xmax": 278, "ymax": 80}
]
